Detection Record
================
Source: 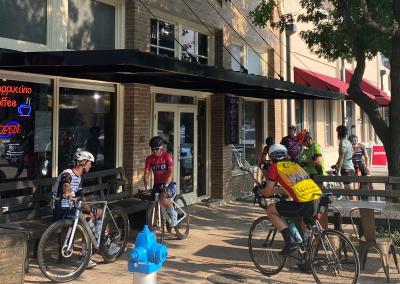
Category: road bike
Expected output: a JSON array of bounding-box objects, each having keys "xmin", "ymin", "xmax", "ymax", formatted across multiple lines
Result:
[
  {"xmin": 37, "ymin": 181, "xmax": 130, "ymax": 282},
  {"xmin": 248, "ymin": 194, "xmax": 360, "ymax": 284},
  {"xmin": 137, "ymin": 188, "xmax": 190, "ymax": 243}
]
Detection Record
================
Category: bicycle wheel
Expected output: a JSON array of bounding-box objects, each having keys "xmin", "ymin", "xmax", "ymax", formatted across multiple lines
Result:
[
  {"xmin": 173, "ymin": 194, "xmax": 190, "ymax": 239},
  {"xmin": 37, "ymin": 219, "xmax": 91, "ymax": 282},
  {"xmin": 310, "ymin": 229, "xmax": 360, "ymax": 284},
  {"xmin": 147, "ymin": 202, "xmax": 165, "ymax": 243},
  {"xmin": 248, "ymin": 216, "xmax": 287, "ymax": 275},
  {"xmin": 100, "ymin": 206, "xmax": 130, "ymax": 263}
]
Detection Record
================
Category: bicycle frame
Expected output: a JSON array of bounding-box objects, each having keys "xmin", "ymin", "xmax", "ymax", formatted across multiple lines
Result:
[
  {"xmin": 150, "ymin": 193, "xmax": 187, "ymax": 226},
  {"xmin": 62, "ymin": 200, "xmax": 121, "ymax": 255}
]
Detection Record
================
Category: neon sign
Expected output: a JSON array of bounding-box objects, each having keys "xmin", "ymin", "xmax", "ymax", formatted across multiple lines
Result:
[
  {"xmin": 0, "ymin": 85, "xmax": 32, "ymax": 95},
  {"xmin": 0, "ymin": 121, "xmax": 21, "ymax": 139},
  {"xmin": 0, "ymin": 97, "xmax": 17, "ymax": 107},
  {"xmin": 17, "ymin": 104, "xmax": 32, "ymax": 117}
]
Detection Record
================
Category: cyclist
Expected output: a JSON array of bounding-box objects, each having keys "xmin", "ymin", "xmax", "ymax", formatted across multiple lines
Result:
[
  {"xmin": 348, "ymin": 134, "xmax": 369, "ymax": 176},
  {"xmin": 258, "ymin": 136, "xmax": 274, "ymax": 177},
  {"xmin": 296, "ymin": 129, "xmax": 326, "ymax": 178},
  {"xmin": 258, "ymin": 144, "xmax": 322, "ymax": 255},
  {"xmin": 144, "ymin": 136, "xmax": 178, "ymax": 227},
  {"xmin": 280, "ymin": 125, "xmax": 302, "ymax": 162},
  {"xmin": 51, "ymin": 150, "xmax": 113, "ymax": 268}
]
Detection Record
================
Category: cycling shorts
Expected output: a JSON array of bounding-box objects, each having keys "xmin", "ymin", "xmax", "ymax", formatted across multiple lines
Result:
[
  {"xmin": 353, "ymin": 162, "xmax": 368, "ymax": 176},
  {"xmin": 152, "ymin": 183, "xmax": 176, "ymax": 200},
  {"xmin": 53, "ymin": 206, "xmax": 97, "ymax": 221},
  {"xmin": 276, "ymin": 200, "xmax": 318, "ymax": 226}
]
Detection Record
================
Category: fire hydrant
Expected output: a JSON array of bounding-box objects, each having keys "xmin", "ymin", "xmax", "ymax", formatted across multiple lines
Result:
[{"xmin": 128, "ymin": 225, "xmax": 168, "ymax": 284}]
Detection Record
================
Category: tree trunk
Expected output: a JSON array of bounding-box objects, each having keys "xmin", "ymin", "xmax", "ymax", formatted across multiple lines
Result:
[{"xmin": 388, "ymin": 28, "xmax": 400, "ymax": 180}]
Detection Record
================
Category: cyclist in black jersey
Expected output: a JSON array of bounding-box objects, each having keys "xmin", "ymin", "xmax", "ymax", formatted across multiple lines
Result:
[{"xmin": 348, "ymin": 134, "xmax": 369, "ymax": 176}]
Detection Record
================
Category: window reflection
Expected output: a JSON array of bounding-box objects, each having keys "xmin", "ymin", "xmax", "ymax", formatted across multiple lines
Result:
[{"xmin": 58, "ymin": 88, "xmax": 116, "ymax": 172}]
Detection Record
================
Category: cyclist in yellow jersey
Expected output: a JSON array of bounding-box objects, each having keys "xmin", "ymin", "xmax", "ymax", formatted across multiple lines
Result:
[{"xmin": 258, "ymin": 144, "xmax": 322, "ymax": 255}]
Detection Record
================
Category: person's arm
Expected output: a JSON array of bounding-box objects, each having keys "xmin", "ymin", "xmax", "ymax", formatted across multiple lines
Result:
[
  {"xmin": 334, "ymin": 140, "xmax": 345, "ymax": 171},
  {"xmin": 259, "ymin": 180, "xmax": 276, "ymax": 197},
  {"xmin": 165, "ymin": 153, "xmax": 174, "ymax": 185},
  {"xmin": 143, "ymin": 168, "xmax": 151, "ymax": 188}
]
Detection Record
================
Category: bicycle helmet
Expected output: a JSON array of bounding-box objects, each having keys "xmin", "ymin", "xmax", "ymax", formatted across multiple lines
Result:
[
  {"xmin": 336, "ymin": 125, "xmax": 348, "ymax": 138},
  {"xmin": 268, "ymin": 144, "xmax": 288, "ymax": 162},
  {"xmin": 348, "ymin": 134, "xmax": 358, "ymax": 144},
  {"xmin": 296, "ymin": 129, "xmax": 311, "ymax": 144},
  {"xmin": 265, "ymin": 136, "xmax": 275, "ymax": 146},
  {"xmin": 73, "ymin": 150, "xmax": 95, "ymax": 165},
  {"xmin": 149, "ymin": 136, "xmax": 165, "ymax": 148}
]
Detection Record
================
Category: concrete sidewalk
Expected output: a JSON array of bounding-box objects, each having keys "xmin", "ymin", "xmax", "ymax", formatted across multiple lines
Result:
[{"xmin": 24, "ymin": 201, "xmax": 400, "ymax": 283}]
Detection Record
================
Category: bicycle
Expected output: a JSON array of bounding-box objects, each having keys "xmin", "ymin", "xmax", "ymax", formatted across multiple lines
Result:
[
  {"xmin": 248, "ymin": 194, "xmax": 360, "ymax": 284},
  {"xmin": 37, "ymin": 181, "xmax": 130, "ymax": 282},
  {"xmin": 137, "ymin": 187, "xmax": 190, "ymax": 243}
]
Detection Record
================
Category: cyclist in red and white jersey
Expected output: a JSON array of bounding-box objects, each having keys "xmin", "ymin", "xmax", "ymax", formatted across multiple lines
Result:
[{"xmin": 144, "ymin": 136, "xmax": 178, "ymax": 227}]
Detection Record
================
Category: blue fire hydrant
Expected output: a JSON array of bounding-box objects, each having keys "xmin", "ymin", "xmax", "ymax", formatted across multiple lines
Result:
[{"xmin": 128, "ymin": 225, "xmax": 168, "ymax": 284}]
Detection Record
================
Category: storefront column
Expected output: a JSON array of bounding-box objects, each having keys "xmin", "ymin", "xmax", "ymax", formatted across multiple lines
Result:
[
  {"xmin": 123, "ymin": 83, "xmax": 152, "ymax": 193},
  {"xmin": 210, "ymin": 94, "xmax": 233, "ymax": 200}
]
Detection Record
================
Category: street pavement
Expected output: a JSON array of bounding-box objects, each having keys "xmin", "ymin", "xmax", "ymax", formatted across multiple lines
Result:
[{"xmin": 24, "ymin": 200, "xmax": 400, "ymax": 283}]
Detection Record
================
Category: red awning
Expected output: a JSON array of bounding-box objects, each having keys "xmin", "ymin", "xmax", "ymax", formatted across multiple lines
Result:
[
  {"xmin": 294, "ymin": 67, "xmax": 388, "ymax": 106},
  {"xmin": 345, "ymin": 69, "xmax": 391, "ymax": 107}
]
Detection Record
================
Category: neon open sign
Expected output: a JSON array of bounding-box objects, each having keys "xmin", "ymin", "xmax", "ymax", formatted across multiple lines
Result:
[{"xmin": 0, "ymin": 121, "xmax": 21, "ymax": 139}]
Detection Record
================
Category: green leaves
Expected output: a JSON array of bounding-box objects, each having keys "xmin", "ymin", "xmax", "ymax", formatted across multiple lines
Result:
[{"xmin": 250, "ymin": 0, "xmax": 394, "ymax": 61}]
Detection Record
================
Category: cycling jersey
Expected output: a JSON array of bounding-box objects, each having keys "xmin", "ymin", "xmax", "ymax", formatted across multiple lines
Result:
[
  {"xmin": 352, "ymin": 143, "xmax": 366, "ymax": 165},
  {"xmin": 51, "ymin": 169, "xmax": 81, "ymax": 209},
  {"xmin": 298, "ymin": 142, "xmax": 326, "ymax": 176},
  {"xmin": 267, "ymin": 161, "xmax": 322, "ymax": 202},
  {"xmin": 145, "ymin": 150, "xmax": 174, "ymax": 184}
]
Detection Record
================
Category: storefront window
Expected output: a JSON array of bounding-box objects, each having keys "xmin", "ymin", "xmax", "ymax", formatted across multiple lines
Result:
[
  {"xmin": 0, "ymin": 79, "xmax": 52, "ymax": 182},
  {"xmin": 58, "ymin": 87, "xmax": 116, "ymax": 172},
  {"xmin": 68, "ymin": 0, "xmax": 115, "ymax": 50},
  {"xmin": 0, "ymin": 0, "xmax": 47, "ymax": 44},
  {"xmin": 233, "ymin": 100, "xmax": 263, "ymax": 169}
]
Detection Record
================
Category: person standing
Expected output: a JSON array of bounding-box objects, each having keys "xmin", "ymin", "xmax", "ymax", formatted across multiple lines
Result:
[
  {"xmin": 144, "ymin": 136, "xmax": 178, "ymax": 227},
  {"xmin": 296, "ymin": 129, "xmax": 326, "ymax": 178},
  {"xmin": 280, "ymin": 125, "xmax": 302, "ymax": 162},
  {"xmin": 333, "ymin": 125, "xmax": 355, "ymax": 198}
]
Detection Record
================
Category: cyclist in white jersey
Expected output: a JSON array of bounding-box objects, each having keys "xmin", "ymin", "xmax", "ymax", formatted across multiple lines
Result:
[{"xmin": 51, "ymin": 150, "xmax": 110, "ymax": 268}]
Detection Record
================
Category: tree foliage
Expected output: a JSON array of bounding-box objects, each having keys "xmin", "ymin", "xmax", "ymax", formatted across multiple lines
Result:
[
  {"xmin": 250, "ymin": 0, "xmax": 400, "ymax": 179},
  {"xmin": 250, "ymin": 0, "xmax": 392, "ymax": 61}
]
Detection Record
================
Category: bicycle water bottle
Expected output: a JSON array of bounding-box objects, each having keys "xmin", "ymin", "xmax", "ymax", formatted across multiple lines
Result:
[
  {"xmin": 86, "ymin": 218, "xmax": 96, "ymax": 235},
  {"xmin": 288, "ymin": 222, "xmax": 303, "ymax": 244}
]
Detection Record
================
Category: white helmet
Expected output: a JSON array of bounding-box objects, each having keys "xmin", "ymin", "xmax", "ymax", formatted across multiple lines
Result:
[
  {"xmin": 73, "ymin": 149, "xmax": 95, "ymax": 165},
  {"xmin": 268, "ymin": 144, "xmax": 288, "ymax": 162}
]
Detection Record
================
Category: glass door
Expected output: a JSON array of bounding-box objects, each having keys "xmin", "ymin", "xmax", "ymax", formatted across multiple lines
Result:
[{"xmin": 155, "ymin": 105, "xmax": 197, "ymax": 204}]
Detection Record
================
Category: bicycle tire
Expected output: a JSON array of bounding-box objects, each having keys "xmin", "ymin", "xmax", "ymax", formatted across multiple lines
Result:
[
  {"xmin": 173, "ymin": 194, "xmax": 190, "ymax": 239},
  {"xmin": 100, "ymin": 206, "xmax": 130, "ymax": 263},
  {"xmin": 310, "ymin": 229, "xmax": 360, "ymax": 284},
  {"xmin": 248, "ymin": 216, "xmax": 287, "ymax": 275},
  {"xmin": 37, "ymin": 219, "xmax": 91, "ymax": 283},
  {"xmin": 147, "ymin": 202, "xmax": 165, "ymax": 243}
]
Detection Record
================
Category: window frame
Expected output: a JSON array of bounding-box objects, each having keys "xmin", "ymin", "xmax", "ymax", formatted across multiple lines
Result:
[
  {"xmin": 324, "ymin": 101, "xmax": 334, "ymax": 147},
  {"xmin": 150, "ymin": 9, "xmax": 214, "ymax": 66},
  {"xmin": 232, "ymin": 98, "xmax": 265, "ymax": 173},
  {"xmin": 180, "ymin": 26, "xmax": 209, "ymax": 64},
  {"xmin": 150, "ymin": 18, "xmax": 177, "ymax": 57},
  {"xmin": 0, "ymin": 0, "xmax": 124, "ymax": 52}
]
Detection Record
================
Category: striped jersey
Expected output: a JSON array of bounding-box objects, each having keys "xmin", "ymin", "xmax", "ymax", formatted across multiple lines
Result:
[{"xmin": 51, "ymin": 169, "xmax": 81, "ymax": 209}]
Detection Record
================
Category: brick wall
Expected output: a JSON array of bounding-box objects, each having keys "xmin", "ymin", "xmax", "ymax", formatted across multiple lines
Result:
[
  {"xmin": 126, "ymin": 0, "xmax": 151, "ymax": 51},
  {"xmin": 123, "ymin": 83, "xmax": 152, "ymax": 193}
]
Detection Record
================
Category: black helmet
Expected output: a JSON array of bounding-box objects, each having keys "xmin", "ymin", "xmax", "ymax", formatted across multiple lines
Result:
[
  {"xmin": 149, "ymin": 136, "xmax": 165, "ymax": 148},
  {"xmin": 336, "ymin": 125, "xmax": 348, "ymax": 138},
  {"xmin": 348, "ymin": 134, "xmax": 358, "ymax": 144},
  {"xmin": 265, "ymin": 136, "xmax": 275, "ymax": 146}
]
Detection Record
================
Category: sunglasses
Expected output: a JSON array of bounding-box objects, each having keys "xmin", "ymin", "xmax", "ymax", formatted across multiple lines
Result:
[{"xmin": 151, "ymin": 147, "xmax": 162, "ymax": 151}]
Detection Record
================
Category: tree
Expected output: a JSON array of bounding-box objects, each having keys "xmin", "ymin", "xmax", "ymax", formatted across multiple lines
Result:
[{"xmin": 250, "ymin": 0, "xmax": 400, "ymax": 181}]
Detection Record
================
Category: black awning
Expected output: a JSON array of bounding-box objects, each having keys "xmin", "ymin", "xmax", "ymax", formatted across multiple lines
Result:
[{"xmin": 0, "ymin": 49, "xmax": 343, "ymax": 100}]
